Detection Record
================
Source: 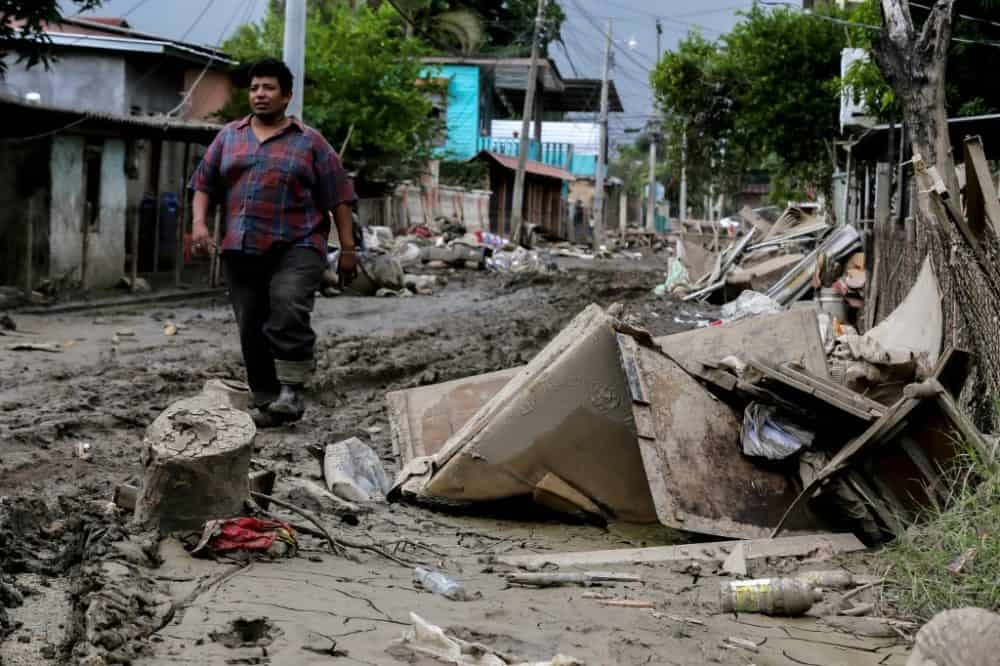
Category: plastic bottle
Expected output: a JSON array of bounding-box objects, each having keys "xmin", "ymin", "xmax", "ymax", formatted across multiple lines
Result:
[
  {"xmin": 413, "ymin": 567, "xmax": 469, "ymax": 601},
  {"xmin": 719, "ymin": 578, "xmax": 823, "ymax": 616},
  {"xmin": 795, "ymin": 570, "xmax": 855, "ymax": 590}
]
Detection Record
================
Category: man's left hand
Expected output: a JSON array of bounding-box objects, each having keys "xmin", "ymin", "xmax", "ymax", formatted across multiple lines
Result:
[{"xmin": 338, "ymin": 249, "xmax": 358, "ymax": 286}]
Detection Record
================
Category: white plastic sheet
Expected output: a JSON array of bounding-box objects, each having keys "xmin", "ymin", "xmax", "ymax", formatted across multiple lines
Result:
[{"xmin": 741, "ymin": 403, "xmax": 815, "ymax": 460}]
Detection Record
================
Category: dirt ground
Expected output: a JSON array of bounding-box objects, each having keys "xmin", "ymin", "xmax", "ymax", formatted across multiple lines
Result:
[{"xmin": 0, "ymin": 259, "xmax": 911, "ymax": 665}]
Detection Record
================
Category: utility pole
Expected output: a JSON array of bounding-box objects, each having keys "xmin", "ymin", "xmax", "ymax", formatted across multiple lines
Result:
[
  {"xmin": 283, "ymin": 0, "xmax": 306, "ymax": 120},
  {"xmin": 510, "ymin": 0, "xmax": 547, "ymax": 245},
  {"xmin": 645, "ymin": 19, "xmax": 662, "ymax": 233},
  {"xmin": 679, "ymin": 130, "xmax": 687, "ymax": 225},
  {"xmin": 593, "ymin": 18, "xmax": 612, "ymax": 250}
]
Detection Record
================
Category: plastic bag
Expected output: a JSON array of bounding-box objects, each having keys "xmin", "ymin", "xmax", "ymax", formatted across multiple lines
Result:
[
  {"xmin": 741, "ymin": 402, "xmax": 815, "ymax": 460},
  {"xmin": 720, "ymin": 290, "xmax": 784, "ymax": 323},
  {"xmin": 653, "ymin": 258, "xmax": 691, "ymax": 297}
]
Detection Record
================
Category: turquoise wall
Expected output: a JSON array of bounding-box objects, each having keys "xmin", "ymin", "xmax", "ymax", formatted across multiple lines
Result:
[
  {"xmin": 422, "ymin": 64, "xmax": 480, "ymax": 160},
  {"xmin": 569, "ymin": 154, "xmax": 597, "ymax": 177}
]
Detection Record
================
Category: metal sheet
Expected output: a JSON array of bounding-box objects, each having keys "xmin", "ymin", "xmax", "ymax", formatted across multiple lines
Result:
[
  {"xmin": 618, "ymin": 335, "xmax": 820, "ymax": 539},
  {"xmin": 392, "ymin": 304, "xmax": 658, "ymax": 523}
]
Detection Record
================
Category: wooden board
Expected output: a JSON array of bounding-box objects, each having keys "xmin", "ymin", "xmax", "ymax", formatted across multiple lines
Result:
[
  {"xmin": 654, "ymin": 309, "xmax": 829, "ymax": 382},
  {"xmin": 497, "ymin": 533, "xmax": 865, "ymax": 569}
]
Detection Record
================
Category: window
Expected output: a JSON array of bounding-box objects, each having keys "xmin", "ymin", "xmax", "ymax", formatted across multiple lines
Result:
[{"xmin": 83, "ymin": 138, "xmax": 103, "ymax": 232}]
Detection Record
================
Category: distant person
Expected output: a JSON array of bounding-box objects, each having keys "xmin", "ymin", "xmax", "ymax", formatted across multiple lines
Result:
[{"xmin": 189, "ymin": 58, "xmax": 356, "ymax": 427}]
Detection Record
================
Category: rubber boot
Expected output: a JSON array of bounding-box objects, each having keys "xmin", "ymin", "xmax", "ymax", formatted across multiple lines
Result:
[{"xmin": 268, "ymin": 384, "xmax": 305, "ymax": 421}]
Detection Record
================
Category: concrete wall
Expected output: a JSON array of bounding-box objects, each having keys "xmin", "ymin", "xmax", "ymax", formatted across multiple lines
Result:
[
  {"xmin": 0, "ymin": 141, "xmax": 51, "ymax": 288},
  {"xmin": 2, "ymin": 52, "xmax": 126, "ymax": 115},
  {"xmin": 421, "ymin": 64, "xmax": 481, "ymax": 160},
  {"xmin": 183, "ymin": 67, "xmax": 232, "ymax": 120},
  {"xmin": 126, "ymin": 59, "xmax": 184, "ymax": 115},
  {"xmin": 49, "ymin": 135, "xmax": 85, "ymax": 281},
  {"xmin": 87, "ymin": 138, "xmax": 127, "ymax": 288},
  {"xmin": 47, "ymin": 136, "xmax": 127, "ymax": 289}
]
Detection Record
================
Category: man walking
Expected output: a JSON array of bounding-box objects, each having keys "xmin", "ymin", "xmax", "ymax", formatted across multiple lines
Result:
[{"xmin": 189, "ymin": 58, "xmax": 356, "ymax": 426}]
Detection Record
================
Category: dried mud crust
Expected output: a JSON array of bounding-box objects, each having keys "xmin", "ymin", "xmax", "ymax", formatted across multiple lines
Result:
[{"xmin": 0, "ymin": 263, "xmax": 689, "ymax": 661}]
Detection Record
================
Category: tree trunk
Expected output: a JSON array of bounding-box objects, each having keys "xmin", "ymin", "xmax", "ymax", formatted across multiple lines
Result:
[
  {"xmin": 872, "ymin": 0, "xmax": 1000, "ymax": 428},
  {"xmin": 134, "ymin": 396, "xmax": 256, "ymax": 533}
]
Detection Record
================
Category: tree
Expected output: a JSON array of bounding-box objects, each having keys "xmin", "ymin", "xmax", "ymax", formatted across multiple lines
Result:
[
  {"xmin": 0, "ymin": 0, "xmax": 103, "ymax": 77},
  {"xmin": 869, "ymin": 0, "xmax": 1000, "ymax": 428},
  {"xmin": 651, "ymin": 5, "xmax": 850, "ymax": 205},
  {"xmin": 222, "ymin": 3, "xmax": 442, "ymax": 186},
  {"xmin": 844, "ymin": 0, "xmax": 1000, "ymax": 121}
]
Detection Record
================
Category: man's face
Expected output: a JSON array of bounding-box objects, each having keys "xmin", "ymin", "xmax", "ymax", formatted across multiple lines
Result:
[{"xmin": 249, "ymin": 76, "xmax": 291, "ymax": 116}]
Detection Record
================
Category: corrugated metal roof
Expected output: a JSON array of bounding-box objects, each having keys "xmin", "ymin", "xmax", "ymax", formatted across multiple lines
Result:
[
  {"xmin": 0, "ymin": 94, "xmax": 222, "ymax": 144},
  {"xmin": 474, "ymin": 150, "xmax": 574, "ymax": 181}
]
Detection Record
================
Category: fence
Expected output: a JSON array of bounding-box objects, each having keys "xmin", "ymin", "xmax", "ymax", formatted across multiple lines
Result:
[{"xmin": 356, "ymin": 184, "xmax": 492, "ymax": 235}]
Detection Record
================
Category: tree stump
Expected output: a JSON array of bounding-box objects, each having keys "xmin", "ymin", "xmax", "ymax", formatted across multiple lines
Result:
[{"xmin": 133, "ymin": 395, "xmax": 256, "ymax": 532}]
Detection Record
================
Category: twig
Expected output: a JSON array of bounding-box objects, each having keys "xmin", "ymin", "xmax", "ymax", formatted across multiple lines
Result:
[
  {"xmin": 152, "ymin": 562, "xmax": 251, "ymax": 634},
  {"xmin": 221, "ymin": 599, "xmax": 408, "ymax": 626},
  {"xmin": 842, "ymin": 579, "xmax": 884, "ymax": 602},
  {"xmin": 251, "ymin": 492, "xmax": 420, "ymax": 567},
  {"xmin": 782, "ymin": 650, "xmax": 823, "ymax": 666}
]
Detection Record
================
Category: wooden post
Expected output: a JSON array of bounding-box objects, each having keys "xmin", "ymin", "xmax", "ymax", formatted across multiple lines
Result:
[
  {"xmin": 152, "ymin": 140, "xmax": 164, "ymax": 274},
  {"xmin": 175, "ymin": 142, "xmax": 191, "ymax": 287},
  {"xmin": 24, "ymin": 198, "xmax": 33, "ymax": 299},
  {"xmin": 210, "ymin": 205, "xmax": 222, "ymax": 287},
  {"xmin": 131, "ymin": 204, "xmax": 140, "ymax": 291},
  {"xmin": 81, "ymin": 201, "xmax": 91, "ymax": 290}
]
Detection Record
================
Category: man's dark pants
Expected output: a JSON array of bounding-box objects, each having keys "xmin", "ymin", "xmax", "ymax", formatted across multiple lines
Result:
[{"xmin": 223, "ymin": 245, "xmax": 326, "ymax": 407}]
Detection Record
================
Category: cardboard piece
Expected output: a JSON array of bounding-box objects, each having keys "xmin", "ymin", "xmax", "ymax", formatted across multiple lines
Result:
[{"xmin": 387, "ymin": 368, "xmax": 521, "ymax": 463}]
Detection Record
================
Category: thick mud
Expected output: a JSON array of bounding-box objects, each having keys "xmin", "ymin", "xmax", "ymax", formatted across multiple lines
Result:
[{"xmin": 0, "ymin": 262, "xmax": 906, "ymax": 665}]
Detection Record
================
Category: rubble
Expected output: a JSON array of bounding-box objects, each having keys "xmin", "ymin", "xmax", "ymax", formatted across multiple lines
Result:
[{"xmin": 386, "ymin": 227, "xmax": 988, "ymax": 547}]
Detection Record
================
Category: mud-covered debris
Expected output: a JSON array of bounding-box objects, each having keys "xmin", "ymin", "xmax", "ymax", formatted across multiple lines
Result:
[{"xmin": 210, "ymin": 617, "xmax": 279, "ymax": 649}]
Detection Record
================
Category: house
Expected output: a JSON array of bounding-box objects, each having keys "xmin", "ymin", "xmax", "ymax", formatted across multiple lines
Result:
[
  {"xmin": 472, "ymin": 151, "xmax": 573, "ymax": 238},
  {"xmin": 420, "ymin": 56, "xmax": 623, "ymax": 176},
  {"xmin": 0, "ymin": 95, "xmax": 220, "ymax": 292},
  {"xmin": 419, "ymin": 56, "xmax": 623, "ymax": 238},
  {"xmin": 0, "ymin": 17, "xmax": 234, "ymax": 291}
]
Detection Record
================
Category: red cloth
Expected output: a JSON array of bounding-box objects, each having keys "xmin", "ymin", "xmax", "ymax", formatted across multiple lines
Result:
[{"xmin": 206, "ymin": 517, "xmax": 293, "ymax": 553}]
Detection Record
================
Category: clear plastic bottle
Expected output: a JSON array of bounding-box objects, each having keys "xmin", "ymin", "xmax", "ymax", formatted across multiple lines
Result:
[
  {"xmin": 413, "ymin": 567, "xmax": 469, "ymax": 601},
  {"xmin": 720, "ymin": 578, "xmax": 823, "ymax": 616}
]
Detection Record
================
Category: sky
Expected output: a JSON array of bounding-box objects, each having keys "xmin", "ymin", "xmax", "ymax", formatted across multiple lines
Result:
[{"xmin": 75, "ymin": 0, "xmax": 756, "ymax": 145}]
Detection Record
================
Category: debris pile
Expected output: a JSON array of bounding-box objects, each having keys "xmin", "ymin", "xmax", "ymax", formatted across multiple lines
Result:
[
  {"xmin": 387, "ymin": 257, "xmax": 990, "ymax": 545},
  {"xmin": 657, "ymin": 204, "xmax": 866, "ymax": 324}
]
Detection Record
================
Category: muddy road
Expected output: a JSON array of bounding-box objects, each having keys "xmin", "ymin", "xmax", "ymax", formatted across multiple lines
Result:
[{"xmin": 0, "ymin": 262, "xmax": 907, "ymax": 665}]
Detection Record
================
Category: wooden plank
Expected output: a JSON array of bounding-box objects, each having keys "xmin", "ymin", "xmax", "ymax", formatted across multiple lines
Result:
[
  {"xmin": 496, "ymin": 533, "xmax": 865, "ymax": 569},
  {"xmin": 964, "ymin": 135, "xmax": 1000, "ymax": 238},
  {"xmin": 654, "ymin": 309, "xmax": 829, "ymax": 382}
]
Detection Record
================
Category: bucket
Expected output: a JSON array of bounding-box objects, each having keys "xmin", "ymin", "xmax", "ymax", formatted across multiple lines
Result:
[{"xmin": 815, "ymin": 287, "xmax": 848, "ymax": 323}]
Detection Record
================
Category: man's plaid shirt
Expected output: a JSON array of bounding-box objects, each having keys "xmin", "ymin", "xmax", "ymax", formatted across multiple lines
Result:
[{"xmin": 189, "ymin": 115, "xmax": 356, "ymax": 256}]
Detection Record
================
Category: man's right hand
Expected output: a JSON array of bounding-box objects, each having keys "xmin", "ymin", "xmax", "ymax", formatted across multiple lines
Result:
[{"xmin": 192, "ymin": 220, "xmax": 215, "ymax": 256}]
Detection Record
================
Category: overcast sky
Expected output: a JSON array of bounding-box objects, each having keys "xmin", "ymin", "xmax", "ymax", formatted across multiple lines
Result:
[{"xmin": 77, "ymin": 0, "xmax": 756, "ymax": 143}]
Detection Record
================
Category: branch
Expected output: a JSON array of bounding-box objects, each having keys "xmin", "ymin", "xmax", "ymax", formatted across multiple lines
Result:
[
  {"xmin": 917, "ymin": 0, "xmax": 957, "ymax": 63},
  {"xmin": 880, "ymin": 0, "xmax": 914, "ymax": 47}
]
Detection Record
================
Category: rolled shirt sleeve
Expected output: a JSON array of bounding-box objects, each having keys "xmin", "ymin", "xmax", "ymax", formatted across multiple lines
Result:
[{"xmin": 188, "ymin": 129, "xmax": 226, "ymax": 194}]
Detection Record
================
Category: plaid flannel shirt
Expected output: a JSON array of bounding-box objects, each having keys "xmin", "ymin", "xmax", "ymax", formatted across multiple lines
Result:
[{"xmin": 189, "ymin": 116, "xmax": 355, "ymax": 256}]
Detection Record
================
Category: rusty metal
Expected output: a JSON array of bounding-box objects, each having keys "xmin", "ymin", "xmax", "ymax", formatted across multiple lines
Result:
[{"xmin": 616, "ymin": 334, "xmax": 821, "ymax": 540}]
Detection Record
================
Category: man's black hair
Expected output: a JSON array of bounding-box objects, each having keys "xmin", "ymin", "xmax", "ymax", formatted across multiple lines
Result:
[{"xmin": 248, "ymin": 58, "xmax": 293, "ymax": 94}]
